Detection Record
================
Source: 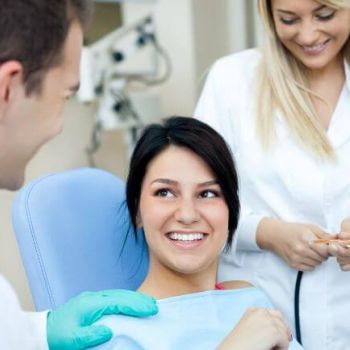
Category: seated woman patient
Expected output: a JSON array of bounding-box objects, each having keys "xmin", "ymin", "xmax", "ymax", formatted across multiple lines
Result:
[{"xmin": 96, "ymin": 117, "xmax": 302, "ymax": 350}]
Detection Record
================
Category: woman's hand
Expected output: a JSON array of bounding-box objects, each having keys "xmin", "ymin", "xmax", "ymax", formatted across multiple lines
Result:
[
  {"xmin": 328, "ymin": 219, "xmax": 350, "ymax": 271},
  {"xmin": 257, "ymin": 218, "xmax": 331, "ymax": 271},
  {"xmin": 217, "ymin": 308, "xmax": 292, "ymax": 350},
  {"xmin": 341, "ymin": 218, "xmax": 350, "ymax": 233}
]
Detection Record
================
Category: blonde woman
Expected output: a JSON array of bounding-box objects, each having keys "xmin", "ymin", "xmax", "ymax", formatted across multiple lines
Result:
[{"xmin": 195, "ymin": 0, "xmax": 350, "ymax": 349}]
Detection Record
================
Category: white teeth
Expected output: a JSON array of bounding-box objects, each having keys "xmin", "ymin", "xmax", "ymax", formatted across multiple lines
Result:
[
  {"xmin": 168, "ymin": 232, "xmax": 204, "ymax": 241},
  {"xmin": 302, "ymin": 42, "xmax": 326, "ymax": 53}
]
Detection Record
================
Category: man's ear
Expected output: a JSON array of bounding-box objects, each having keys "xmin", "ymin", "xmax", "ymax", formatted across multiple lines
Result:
[{"xmin": 0, "ymin": 61, "xmax": 23, "ymax": 120}]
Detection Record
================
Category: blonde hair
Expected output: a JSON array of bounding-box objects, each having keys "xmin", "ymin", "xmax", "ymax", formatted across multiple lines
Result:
[{"xmin": 256, "ymin": 0, "xmax": 350, "ymax": 158}]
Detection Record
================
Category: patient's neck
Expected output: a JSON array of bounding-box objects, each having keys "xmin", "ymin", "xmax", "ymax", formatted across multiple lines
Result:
[{"xmin": 138, "ymin": 258, "xmax": 218, "ymax": 300}]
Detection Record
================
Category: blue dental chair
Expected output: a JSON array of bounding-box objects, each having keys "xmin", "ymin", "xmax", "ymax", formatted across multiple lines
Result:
[{"xmin": 12, "ymin": 168, "xmax": 148, "ymax": 311}]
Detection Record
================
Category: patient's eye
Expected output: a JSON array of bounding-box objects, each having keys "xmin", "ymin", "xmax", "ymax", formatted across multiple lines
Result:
[
  {"xmin": 155, "ymin": 188, "xmax": 174, "ymax": 198},
  {"xmin": 200, "ymin": 190, "xmax": 220, "ymax": 199}
]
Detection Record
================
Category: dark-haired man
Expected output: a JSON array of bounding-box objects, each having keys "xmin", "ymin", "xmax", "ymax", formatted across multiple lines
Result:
[{"xmin": 0, "ymin": 1, "xmax": 157, "ymax": 349}]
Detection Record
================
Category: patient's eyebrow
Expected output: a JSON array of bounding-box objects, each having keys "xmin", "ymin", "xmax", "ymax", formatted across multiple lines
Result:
[
  {"xmin": 151, "ymin": 178, "xmax": 178, "ymax": 185},
  {"xmin": 151, "ymin": 179, "xmax": 219, "ymax": 186},
  {"xmin": 198, "ymin": 180, "xmax": 219, "ymax": 187}
]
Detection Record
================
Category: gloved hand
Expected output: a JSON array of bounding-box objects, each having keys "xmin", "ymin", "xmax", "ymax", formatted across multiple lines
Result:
[{"xmin": 47, "ymin": 289, "xmax": 158, "ymax": 349}]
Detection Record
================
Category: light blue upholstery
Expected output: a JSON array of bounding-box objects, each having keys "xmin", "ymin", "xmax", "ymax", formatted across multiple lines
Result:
[{"xmin": 12, "ymin": 168, "xmax": 148, "ymax": 311}]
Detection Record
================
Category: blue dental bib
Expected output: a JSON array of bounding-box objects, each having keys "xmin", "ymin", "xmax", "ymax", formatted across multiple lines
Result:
[{"xmin": 95, "ymin": 288, "xmax": 303, "ymax": 350}]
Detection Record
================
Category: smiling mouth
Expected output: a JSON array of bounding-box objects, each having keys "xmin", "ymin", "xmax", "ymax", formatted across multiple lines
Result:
[
  {"xmin": 167, "ymin": 232, "xmax": 207, "ymax": 242},
  {"xmin": 299, "ymin": 39, "xmax": 330, "ymax": 54}
]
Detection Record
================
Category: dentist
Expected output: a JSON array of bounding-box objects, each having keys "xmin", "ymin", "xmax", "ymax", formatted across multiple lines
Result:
[{"xmin": 0, "ymin": 1, "xmax": 157, "ymax": 349}]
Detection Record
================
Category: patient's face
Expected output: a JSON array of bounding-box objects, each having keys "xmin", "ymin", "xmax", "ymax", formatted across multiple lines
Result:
[{"xmin": 139, "ymin": 145, "xmax": 229, "ymax": 277}]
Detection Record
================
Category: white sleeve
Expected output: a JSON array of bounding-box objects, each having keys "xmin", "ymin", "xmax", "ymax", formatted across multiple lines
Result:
[
  {"xmin": 0, "ymin": 275, "xmax": 49, "ymax": 350},
  {"xmin": 194, "ymin": 61, "xmax": 237, "ymax": 154},
  {"xmin": 26, "ymin": 311, "xmax": 50, "ymax": 350},
  {"xmin": 195, "ymin": 57, "xmax": 264, "ymax": 253},
  {"xmin": 235, "ymin": 206, "xmax": 265, "ymax": 252}
]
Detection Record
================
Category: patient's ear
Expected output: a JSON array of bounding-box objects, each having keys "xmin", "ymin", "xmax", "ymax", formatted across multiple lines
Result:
[
  {"xmin": 0, "ymin": 61, "xmax": 23, "ymax": 120},
  {"xmin": 136, "ymin": 211, "xmax": 143, "ymax": 228}
]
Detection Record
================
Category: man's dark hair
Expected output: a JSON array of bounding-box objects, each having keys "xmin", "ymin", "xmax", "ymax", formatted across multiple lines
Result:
[
  {"xmin": 0, "ymin": 0, "xmax": 93, "ymax": 95},
  {"xmin": 126, "ymin": 116, "xmax": 240, "ymax": 250}
]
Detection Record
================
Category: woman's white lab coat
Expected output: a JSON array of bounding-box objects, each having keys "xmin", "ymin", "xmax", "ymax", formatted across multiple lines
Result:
[
  {"xmin": 0, "ymin": 275, "xmax": 48, "ymax": 349},
  {"xmin": 195, "ymin": 48, "xmax": 350, "ymax": 350}
]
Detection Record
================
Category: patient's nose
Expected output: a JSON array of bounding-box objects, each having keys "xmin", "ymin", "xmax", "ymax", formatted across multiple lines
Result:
[{"xmin": 174, "ymin": 197, "xmax": 200, "ymax": 224}]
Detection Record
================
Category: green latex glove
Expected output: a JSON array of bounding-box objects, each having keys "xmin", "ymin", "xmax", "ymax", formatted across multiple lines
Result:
[{"xmin": 47, "ymin": 289, "xmax": 158, "ymax": 349}]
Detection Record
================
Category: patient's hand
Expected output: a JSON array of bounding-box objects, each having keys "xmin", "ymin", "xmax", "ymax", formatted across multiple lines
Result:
[{"xmin": 217, "ymin": 308, "xmax": 292, "ymax": 350}]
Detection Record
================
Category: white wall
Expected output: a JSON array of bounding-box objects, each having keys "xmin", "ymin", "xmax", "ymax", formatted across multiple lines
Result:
[
  {"xmin": 122, "ymin": 0, "xmax": 260, "ymax": 114},
  {"xmin": 192, "ymin": 0, "xmax": 231, "ymax": 90},
  {"xmin": 122, "ymin": 0, "xmax": 198, "ymax": 116},
  {"xmin": 227, "ymin": 0, "xmax": 262, "ymax": 52}
]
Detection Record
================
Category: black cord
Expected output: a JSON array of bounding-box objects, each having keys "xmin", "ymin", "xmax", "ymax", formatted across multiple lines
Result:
[{"xmin": 294, "ymin": 270, "xmax": 303, "ymax": 345}]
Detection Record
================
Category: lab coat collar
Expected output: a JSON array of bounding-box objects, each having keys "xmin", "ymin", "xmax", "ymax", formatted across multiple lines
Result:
[
  {"xmin": 327, "ymin": 58, "xmax": 350, "ymax": 150},
  {"xmin": 274, "ymin": 59, "xmax": 350, "ymax": 149},
  {"xmin": 345, "ymin": 58, "xmax": 350, "ymax": 92}
]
